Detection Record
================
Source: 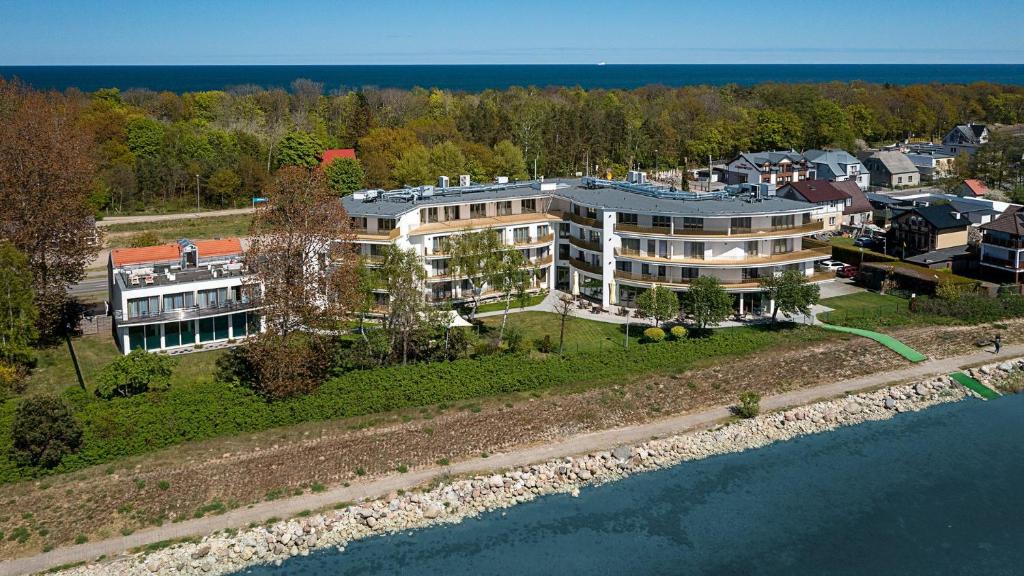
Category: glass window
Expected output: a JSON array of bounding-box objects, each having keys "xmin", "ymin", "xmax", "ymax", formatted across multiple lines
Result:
[
  {"xmin": 617, "ymin": 212, "xmax": 638, "ymax": 225},
  {"xmin": 231, "ymin": 313, "xmax": 248, "ymax": 338},
  {"xmin": 537, "ymin": 225, "xmax": 551, "ymax": 239},
  {"xmin": 350, "ymin": 217, "xmax": 367, "ymax": 230},
  {"xmin": 128, "ymin": 326, "xmax": 145, "ymax": 350},
  {"xmin": 621, "ymin": 238, "xmax": 640, "ymax": 254},
  {"xmin": 497, "ymin": 201, "xmax": 513, "ymax": 216},
  {"xmin": 378, "ymin": 218, "xmax": 396, "ymax": 231},
  {"xmin": 128, "ymin": 296, "xmax": 160, "ymax": 319},
  {"xmin": 165, "ymin": 322, "xmax": 181, "ymax": 347},
  {"xmin": 199, "ymin": 318, "xmax": 216, "ymax": 342},
  {"xmin": 145, "ymin": 324, "xmax": 160, "ymax": 350},
  {"xmin": 521, "ymin": 199, "xmax": 537, "ymax": 213},
  {"xmin": 731, "ymin": 217, "xmax": 752, "ymax": 231},
  {"xmin": 470, "ymin": 203, "xmax": 486, "ymax": 218},
  {"xmin": 198, "ymin": 288, "xmax": 228, "ymax": 308},
  {"xmin": 215, "ymin": 316, "xmax": 229, "ymax": 340},
  {"xmin": 444, "ymin": 205, "xmax": 460, "ymax": 220},
  {"xmin": 421, "ymin": 207, "xmax": 439, "ymax": 223},
  {"xmin": 771, "ymin": 215, "xmax": 796, "ymax": 229},
  {"xmin": 681, "ymin": 217, "xmax": 702, "ymax": 230},
  {"xmin": 513, "ymin": 227, "xmax": 530, "ymax": 243},
  {"xmin": 163, "ymin": 292, "xmax": 194, "ymax": 311}
]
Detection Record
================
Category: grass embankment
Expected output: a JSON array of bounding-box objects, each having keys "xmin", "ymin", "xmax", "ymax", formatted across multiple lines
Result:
[
  {"xmin": 480, "ymin": 311, "xmax": 644, "ymax": 353},
  {"xmin": 0, "ymin": 320, "xmax": 831, "ymax": 485},
  {"xmin": 103, "ymin": 214, "xmax": 252, "ymax": 248},
  {"xmin": 24, "ymin": 335, "xmax": 223, "ymax": 397},
  {"xmin": 471, "ymin": 292, "xmax": 548, "ymax": 314},
  {"xmin": 817, "ymin": 292, "xmax": 956, "ymax": 330}
]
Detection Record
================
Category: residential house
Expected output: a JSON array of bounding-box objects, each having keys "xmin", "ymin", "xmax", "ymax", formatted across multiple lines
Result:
[
  {"xmin": 107, "ymin": 238, "xmax": 260, "ymax": 354},
  {"xmin": 905, "ymin": 150, "xmax": 956, "ymax": 181},
  {"xmin": 888, "ymin": 205, "xmax": 969, "ymax": 258},
  {"xmin": 777, "ymin": 180, "xmax": 854, "ymax": 231},
  {"xmin": 979, "ymin": 208, "xmax": 1024, "ymax": 284},
  {"xmin": 954, "ymin": 179, "xmax": 988, "ymax": 198},
  {"xmin": 862, "ymin": 151, "xmax": 921, "ymax": 188},
  {"xmin": 342, "ymin": 177, "xmax": 832, "ymax": 316},
  {"xmin": 942, "ymin": 123, "xmax": 989, "ymax": 156},
  {"xmin": 803, "ymin": 149, "xmax": 871, "ymax": 190},
  {"xmin": 724, "ymin": 151, "xmax": 812, "ymax": 186}
]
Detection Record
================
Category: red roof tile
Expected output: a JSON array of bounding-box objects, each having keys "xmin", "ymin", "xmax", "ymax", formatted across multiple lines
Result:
[
  {"xmin": 320, "ymin": 148, "xmax": 356, "ymax": 167},
  {"xmin": 961, "ymin": 179, "xmax": 988, "ymax": 197},
  {"xmin": 111, "ymin": 238, "xmax": 243, "ymax": 267}
]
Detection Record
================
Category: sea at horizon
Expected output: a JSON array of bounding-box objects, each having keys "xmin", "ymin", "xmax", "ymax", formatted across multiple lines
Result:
[
  {"xmin": 1, "ymin": 64, "xmax": 1023, "ymax": 93},
  {"xmin": 233, "ymin": 393, "xmax": 1024, "ymax": 576}
]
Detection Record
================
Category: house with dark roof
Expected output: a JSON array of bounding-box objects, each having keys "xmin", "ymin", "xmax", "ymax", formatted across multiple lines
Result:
[
  {"xmin": 723, "ymin": 150, "xmax": 811, "ymax": 186},
  {"xmin": 803, "ymin": 149, "xmax": 870, "ymax": 190},
  {"xmin": 979, "ymin": 208, "xmax": 1024, "ymax": 283},
  {"xmin": 888, "ymin": 205, "xmax": 969, "ymax": 258},
  {"xmin": 777, "ymin": 180, "xmax": 869, "ymax": 230},
  {"xmin": 905, "ymin": 150, "xmax": 956, "ymax": 181},
  {"xmin": 862, "ymin": 151, "xmax": 920, "ymax": 188},
  {"xmin": 942, "ymin": 123, "xmax": 989, "ymax": 156}
]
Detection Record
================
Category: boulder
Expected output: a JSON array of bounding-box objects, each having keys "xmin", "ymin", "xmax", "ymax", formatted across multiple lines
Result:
[
  {"xmin": 423, "ymin": 504, "xmax": 444, "ymax": 519},
  {"xmin": 191, "ymin": 544, "xmax": 211, "ymax": 560},
  {"xmin": 612, "ymin": 445, "xmax": 632, "ymax": 461}
]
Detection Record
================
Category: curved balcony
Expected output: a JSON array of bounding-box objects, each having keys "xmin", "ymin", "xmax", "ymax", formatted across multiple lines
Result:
[
  {"xmin": 567, "ymin": 236, "xmax": 602, "ymax": 252},
  {"xmin": 564, "ymin": 212, "xmax": 601, "ymax": 228},
  {"xmin": 568, "ymin": 258, "xmax": 603, "ymax": 276},
  {"xmin": 613, "ymin": 270, "xmax": 836, "ymax": 291},
  {"xmin": 613, "ymin": 220, "xmax": 823, "ymax": 239},
  {"xmin": 613, "ymin": 245, "xmax": 831, "ymax": 268}
]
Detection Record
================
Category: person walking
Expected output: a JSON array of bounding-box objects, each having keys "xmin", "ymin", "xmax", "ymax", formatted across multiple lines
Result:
[{"xmin": 994, "ymin": 334, "xmax": 1002, "ymax": 354}]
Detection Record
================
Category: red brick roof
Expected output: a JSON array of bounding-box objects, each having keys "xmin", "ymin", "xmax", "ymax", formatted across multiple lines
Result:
[
  {"xmin": 320, "ymin": 148, "xmax": 356, "ymax": 167},
  {"xmin": 960, "ymin": 179, "xmax": 988, "ymax": 197},
  {"xmin": 111, "ymin": 238, "xmax": 244, "ymax": 267}
]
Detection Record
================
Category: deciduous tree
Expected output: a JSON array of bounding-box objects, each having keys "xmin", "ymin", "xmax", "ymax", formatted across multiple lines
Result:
[
  {"xmin": 683, "ymin": 276, "xmax": 733, "ymax": 330},
  {"xmin": 759, "ymin": 269, "xmax": 821, "ymax": 322},
  {"xmin": 275, "ymin": 131, "xmax": 323, "ymax": 168},
  {"xmin": 94, "ymin": 348, "xmax": 175, "ymax": 399},
  {"xmin": 636, "ymin": 285, "xmax": 680, "ymax": 327},
  {"xmin": 0, "ymin": 80, "xmax": 99, "ymax": 338},
  {"xmin": 324, "ymin": 157, "xmax": 365, "ymax": 195},
  {"xmin": 0, "ymin": 241, "xmax": 38, "ymax": 366},
  {"xmin": 11, "ymin": 394, "xmax": 83, "ymax": 469}
]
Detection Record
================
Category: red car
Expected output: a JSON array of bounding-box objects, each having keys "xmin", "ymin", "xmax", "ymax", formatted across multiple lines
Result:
[{"xmin": 837, "ymin": 265, "xmax": 858, "ymax": 279}]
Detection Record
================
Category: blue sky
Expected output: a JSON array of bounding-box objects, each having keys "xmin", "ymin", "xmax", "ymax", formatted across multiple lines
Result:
[{"xmin": 1, "ymin": 0, "xmax": 1022, "ymax": 65}]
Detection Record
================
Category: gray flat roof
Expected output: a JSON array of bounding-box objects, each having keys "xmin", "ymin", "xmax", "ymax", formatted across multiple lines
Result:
[
  {"xmin": 342, "ymin": 179, "xmax": 815, "ymax": 219},
  {"xmin": 554, "ymin": 184, "xmax": 814, "ymax": 217},
  {"xmin": 342, "ymin": 184, "xmax": 551, "ymax": 218}
]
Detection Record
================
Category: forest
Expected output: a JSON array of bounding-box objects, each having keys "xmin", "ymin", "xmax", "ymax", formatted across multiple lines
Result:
[{"xmin": 3, "ymin": 76, "xmax": 1024, "ymax": 214}]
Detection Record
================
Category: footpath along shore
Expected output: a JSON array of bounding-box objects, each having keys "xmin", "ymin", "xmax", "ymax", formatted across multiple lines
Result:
[{"xmin": 19, "ymin": 355, "xmax": 1017, "ymax": 576}]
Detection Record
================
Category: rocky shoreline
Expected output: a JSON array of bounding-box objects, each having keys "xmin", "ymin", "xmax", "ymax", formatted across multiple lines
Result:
[{"xmin": 56, "ymin": 359, "xmax": 1019, "ymax": 576}]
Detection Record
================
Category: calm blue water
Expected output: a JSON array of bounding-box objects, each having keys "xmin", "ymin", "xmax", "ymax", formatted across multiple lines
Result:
[
  {"xmin": 234, "ymin": 394, "xmax": 1024, "ymax": 576},
  {"xmin": 1, "ymin": 65, "xmax": 1023, "ymax": 93}
]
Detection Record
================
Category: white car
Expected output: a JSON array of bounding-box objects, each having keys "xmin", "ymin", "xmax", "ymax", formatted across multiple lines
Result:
[{"xmin": 817, "ymin": 260, "xmax": 846, "ymax": 271}]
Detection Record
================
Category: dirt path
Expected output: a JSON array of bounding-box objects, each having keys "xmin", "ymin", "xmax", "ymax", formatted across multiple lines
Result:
[
  {"xmin": 95, "ymin": 208, "xmax": 254, "ymax": 227},
  {"xmin": 3, "ymin": 343, "xmax": 1020, "ymax": 576}
]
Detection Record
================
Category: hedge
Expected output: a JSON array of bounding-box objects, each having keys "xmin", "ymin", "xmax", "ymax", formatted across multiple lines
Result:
[
  {"xmin": 831, "ymin": 244, "xmax": 898, "ymax": 266},
  {"xmin": 0, "ymin": 324, "xmax": 829, "ymax": 484}
]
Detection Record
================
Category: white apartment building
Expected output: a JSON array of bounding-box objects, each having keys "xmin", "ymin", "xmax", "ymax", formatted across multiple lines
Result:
[
  {"xmin": 343, "ymin": 178, "xmax": 832, "ymax": 316},
  {"xmin": 108, "ymin": 238, "xmax": 260, "ymax": 354}
]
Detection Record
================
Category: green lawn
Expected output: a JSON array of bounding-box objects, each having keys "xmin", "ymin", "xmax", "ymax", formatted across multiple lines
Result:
[
  {"xmin": 26, "ymin": 334, "xmax": 225, "ymax": 396},
  {"xmin": 104, "ymin": 214, "xmax": 252, "ymax": 247},
  {"xmin": 471, "ymin": 292, "xmax": 548, "ymax": 314},
  {"xmin": 817, "ymin": 291, "xmax": 954, "ymax": 330},
  {"xmin": 479, "ymin": 311, "xmax": 644, "ymax": 353}
]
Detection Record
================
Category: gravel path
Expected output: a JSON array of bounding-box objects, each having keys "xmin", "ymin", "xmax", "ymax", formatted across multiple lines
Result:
[
  {"xmin": 2, "ymin": 343, "xmax": 1020, "ymax": 576},
  {"xmin": 95, "ymin": 208, "xmax": 255, "ymax": 227}
]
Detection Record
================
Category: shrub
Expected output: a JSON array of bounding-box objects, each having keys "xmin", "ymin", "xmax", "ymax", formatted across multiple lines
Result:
[
  {"xmin": 504, "ymin": 326, "xmax": 525, "ymax": 353},
  {"xmin": 128, "ymin": 232, "xmax": 161, "ymax": 248},
  {"xmin": 669, "ymin": 326, "xmax": 687, "ymax": 340},
  {"xmin": 535, "ymin": 334, "xmax": 554, "ymax": 353},
  {"xmin": 94, "ymin": 349, "xmax": 175, "ymax": 399},
  {"xmin": 74, "ymin": 534, "xmax": 88, "ymax": 545},
  {"xmin": 736, "ymin": 391, "xmax": 761, "ymax": 418},
  {"xmin": 642, "ymin": 327, "xmax": 666, "ymax": 343},
  {"xmin": 10, "ymin": 394, "xmax": 83, "ymax": 469}
]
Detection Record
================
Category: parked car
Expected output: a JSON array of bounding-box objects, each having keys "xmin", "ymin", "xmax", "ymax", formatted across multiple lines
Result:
[
  {"xmin": 817, "ymin": 260, "xmax": 846, "ymax": 272},
  {"xmin": 853, "ymin": 236, "xmax": 875, "ymax": 248},
  {"xmin": 837, "ymin": 265, "xmax": 858, "ymax": 279}
]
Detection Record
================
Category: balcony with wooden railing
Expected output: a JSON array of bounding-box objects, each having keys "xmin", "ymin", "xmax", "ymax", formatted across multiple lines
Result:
[
  {"xmin": 568, "ymin": 258, "xmax": 603, "ymax": 275},
  {"xmin": 513, "ymin": 233, "xmax": 555, "ymax": 248},
  {"xmin": 613, "ymin": 270, "xmax": 836, "ymax": 290},
  {"xmin": 613, "ymin": 220, "xmax": 823, "ymax": 238},
  {"xmin": 412, "ymin": 211, "xmax": 562, "ymax": 235},
  {"xmin": 564, "ymin": 212, "xmax": 601, "ymax": 228},
  {"xmin": 567, "ymin": 235, "xmax": 602, "ymax": 252},
  {"xmin": 613, "ymin": 245, "xmax": 831, "ymax": 267},
  {"xmin": 352, "ymin": 227, "xmax": 401, "ymax": 241}
]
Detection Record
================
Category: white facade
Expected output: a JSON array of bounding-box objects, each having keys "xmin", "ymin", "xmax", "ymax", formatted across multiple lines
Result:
[{"xmin": 109, "ymin": 249, "xmax": 260, "ymax": 355}]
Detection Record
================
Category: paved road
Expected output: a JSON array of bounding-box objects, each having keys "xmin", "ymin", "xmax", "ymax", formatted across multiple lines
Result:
[
  {"xmin": 96, "ymin": 208, "xmax": 254, "ymax": 227},
  {"xmin": 2, "ymin": 343, "xmax": 1020, "ymax": 576}
]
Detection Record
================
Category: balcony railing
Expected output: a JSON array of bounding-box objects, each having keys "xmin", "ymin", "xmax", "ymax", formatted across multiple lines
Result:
[
  {"xmin": 982, "ymin": 236, "xmax": 1024, "ymax": 250},
  {"xmin": 981, "ymin": 255, "xmax": 1022, "ymax": 269},
  {"xmin": 352, "ymin": 227, "xmax": 400, "ymax": 241},
  {"xmin": 564, "ymin": 212, "xmax": 601, "ymax": 228},
  {"xmin": 614, "ymin": 270, "xmax": 836, "ymax": 289},
  {"xmin": 513, "ymin": 233, "xmax": 555, "ymax": 247},
  {"xmin": 115, "ymin": 300, "xmax": 258, "ymax": 325},
  {"xmin": 568, "ymin": 258, "xmax": 603, "ymax": 275},
  {"xmin": 567, "ymin": 236, "xmax": 602, "ymax": 252},
  {"xmin": 613, "ymin": 220, "xmax": 823, "ymax": 238},
  {"xmin": 613, "ymin": 245, "xmax": 831, "ymax": 266}
]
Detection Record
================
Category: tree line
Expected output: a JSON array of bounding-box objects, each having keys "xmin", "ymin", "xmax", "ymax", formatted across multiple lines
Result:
[{"xmin": 3, "ymin": 76, "xmax": 1024, "ymax": 214}]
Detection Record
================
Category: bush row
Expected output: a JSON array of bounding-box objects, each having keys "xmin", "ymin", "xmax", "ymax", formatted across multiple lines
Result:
[
  {"xmin": 914, "ymin": 293, "xmax": 1024, "ymax": 324},
  {"xmin": 0, "ymin": 324, "xmax": 827, "ymax": 484}
]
